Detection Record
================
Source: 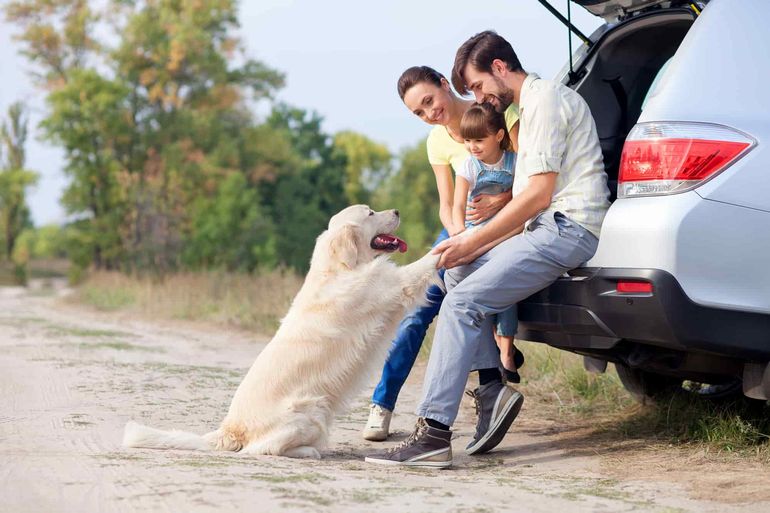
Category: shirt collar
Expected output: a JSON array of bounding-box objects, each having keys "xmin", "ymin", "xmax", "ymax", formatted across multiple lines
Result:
[{"xmin": 518, "ymin": 73, "xmax": 541, "ymax": 111}]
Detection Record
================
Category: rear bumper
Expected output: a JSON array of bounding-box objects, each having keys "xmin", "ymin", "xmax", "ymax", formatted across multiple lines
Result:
[{"xmin": 518, "ymin": 268, "xmax": 770, "ymax": 361}]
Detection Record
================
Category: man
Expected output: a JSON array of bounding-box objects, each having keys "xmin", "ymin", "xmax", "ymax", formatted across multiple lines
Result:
[{"xmin": 365, "ymin": 30, "xmax": 610, "ymax": 468}]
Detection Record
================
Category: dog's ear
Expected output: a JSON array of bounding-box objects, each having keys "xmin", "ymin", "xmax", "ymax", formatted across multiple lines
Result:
[{"xmin": 328, "ymin": 223, "xmax": 361, "ymax": 271}]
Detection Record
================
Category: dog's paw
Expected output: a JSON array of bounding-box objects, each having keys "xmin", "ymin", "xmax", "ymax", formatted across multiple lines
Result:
[{"xmin": 282, "ymin": 446, "xmax": 322, "ymax": 459}]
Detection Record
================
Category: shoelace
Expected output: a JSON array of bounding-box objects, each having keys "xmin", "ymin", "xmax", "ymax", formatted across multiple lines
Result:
[
  {"xmin": 465, "ymin": 389, "xmax": 481, "ymax": 417},
  {"xmin": 465, "ymin": 389, "xmax": 483, "ymax": 439},
  {"xmin": 369, "ymin": 404, "xmax": 384, "ymax": 418},
  {"xmin": 386, "ymin": 419, "xmax": 428, "ymax": 454}
]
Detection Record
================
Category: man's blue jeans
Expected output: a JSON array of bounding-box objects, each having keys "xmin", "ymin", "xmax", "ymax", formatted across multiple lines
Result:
[{"xmin": 371, "ymin": 229, "xmax": 449, "ymax": 412}]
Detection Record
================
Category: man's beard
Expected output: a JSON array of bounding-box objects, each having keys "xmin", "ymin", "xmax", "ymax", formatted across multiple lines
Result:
[{"xmin": 486, "ymin": 76, "xmax": 516, "ymax": 112}]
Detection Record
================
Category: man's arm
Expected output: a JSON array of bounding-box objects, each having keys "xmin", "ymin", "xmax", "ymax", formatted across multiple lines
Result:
[{"xmin": 435, "ymin": 172, "xmax": 557, "ymax": 268}]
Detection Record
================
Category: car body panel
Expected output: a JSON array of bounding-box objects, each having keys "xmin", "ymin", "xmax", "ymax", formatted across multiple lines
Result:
[
  {"xmin": 588, "ymin": 192, "xmax": 770, "ymax": 314},
  {"xmin": 639, "ymin": 0, "xmax": 770, "ymax": 213}
]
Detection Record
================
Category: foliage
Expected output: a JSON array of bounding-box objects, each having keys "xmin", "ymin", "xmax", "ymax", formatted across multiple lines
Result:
[
  {"xmin": 332, "ymin": 131, "xmax": 392, "ymax": 205},
  {"xmin": 4, "ymin": 1, "xmax": 434, "ymax": 276},
  {"xmin": 0, "ymin": 102, "xmax": 38, "ymax": 263}
]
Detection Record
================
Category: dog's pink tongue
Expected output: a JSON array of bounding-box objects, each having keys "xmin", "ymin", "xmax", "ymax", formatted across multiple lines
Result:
[{"xmin": 374, "ymin": 234, "xmax": 408, "ymax": 253}]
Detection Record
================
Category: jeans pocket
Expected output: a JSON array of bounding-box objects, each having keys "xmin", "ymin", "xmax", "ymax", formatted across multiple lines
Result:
[{"xmin": 553, "ymin": 211, "xmax": 584, "ymax": 239}]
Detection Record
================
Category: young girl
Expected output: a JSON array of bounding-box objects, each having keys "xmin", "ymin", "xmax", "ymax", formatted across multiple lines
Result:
[{"xmin": 453, "ymin": 102, "xmax": 523, "ymax": 383}]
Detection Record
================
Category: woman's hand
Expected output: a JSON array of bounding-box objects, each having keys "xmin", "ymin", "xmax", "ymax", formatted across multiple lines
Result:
[
  {"xmin": 448, "ymin": 225, "xmax": 466, "ymax": 237},
  {"xmin": 465, "ymin": 190, "xmax": 513, "ymax": 225}
]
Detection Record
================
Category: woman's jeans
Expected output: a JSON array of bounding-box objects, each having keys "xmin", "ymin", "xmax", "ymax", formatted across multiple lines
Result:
[{"xmin": 371, "ymin": 229, "xmax": 449, "ymax": 412}]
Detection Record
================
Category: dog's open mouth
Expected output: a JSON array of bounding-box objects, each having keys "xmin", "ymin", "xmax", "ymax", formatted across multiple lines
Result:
[{"xmin": 371, "ymin": 234, "xmax": 407, "ymax": 253}]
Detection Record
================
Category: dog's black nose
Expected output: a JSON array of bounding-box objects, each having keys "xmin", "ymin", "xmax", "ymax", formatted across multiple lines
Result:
[{"xmin": 394, "ymin": 210, "xmax": 400, "ymax": 217}]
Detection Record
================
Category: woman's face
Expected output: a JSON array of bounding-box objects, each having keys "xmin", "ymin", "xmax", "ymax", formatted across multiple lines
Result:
[{"xmin": 402, "ymin": 80, "xmax": 452, "ymax": 126}]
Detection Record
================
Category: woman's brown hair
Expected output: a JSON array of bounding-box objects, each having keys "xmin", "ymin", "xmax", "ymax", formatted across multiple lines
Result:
[
  {"xmin": 397, "ymin": 66, "xmax": 446, "ymax": 100},
  {"xmin": 460, "ymin": 102, "xmax": 512, "ymax": 151}
]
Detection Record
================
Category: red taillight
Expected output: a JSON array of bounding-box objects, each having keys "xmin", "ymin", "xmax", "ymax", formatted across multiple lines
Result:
[
  {"xmin": 616, "ymin": 281, "xmax": 653, "ymax": 294},
  {"xmin": 618, "ymin": 123, "xmax": 754, "ymax": 198}
]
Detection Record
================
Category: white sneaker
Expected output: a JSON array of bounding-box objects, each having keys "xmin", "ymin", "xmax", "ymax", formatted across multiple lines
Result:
[{"xmin": 362, "ymin": 404, "xmax": 392, "ymax": 441}]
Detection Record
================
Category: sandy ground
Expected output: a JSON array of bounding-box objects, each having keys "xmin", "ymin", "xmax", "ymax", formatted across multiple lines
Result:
[{"xmin": 2, "ymin": 284, "xmax": 769, "ymax": 513}]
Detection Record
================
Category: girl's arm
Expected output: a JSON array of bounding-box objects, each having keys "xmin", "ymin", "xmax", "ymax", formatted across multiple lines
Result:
[
  {"xmin": 431, "ymin": 163, "xmax": 456, "ymax": 233},
  {"xmin": 451, "ymin": 176, "xmax": 470, "ymax": 236}
]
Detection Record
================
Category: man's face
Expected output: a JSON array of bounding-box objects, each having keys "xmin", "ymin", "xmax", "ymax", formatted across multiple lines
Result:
[{"xmin": 462, "ymin": 64, "xmax": 516, "ymax": 112}]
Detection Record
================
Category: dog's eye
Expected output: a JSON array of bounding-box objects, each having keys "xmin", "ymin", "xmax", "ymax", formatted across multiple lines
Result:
[{"xmin": 368, "ymin": 211, "xmax": 374, "ymax": 216}]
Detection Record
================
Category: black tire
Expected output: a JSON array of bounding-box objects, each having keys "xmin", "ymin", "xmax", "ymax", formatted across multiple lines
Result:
[{"xmin": 614, "ymin": 363, "xmax": 683, "ymax": 404}]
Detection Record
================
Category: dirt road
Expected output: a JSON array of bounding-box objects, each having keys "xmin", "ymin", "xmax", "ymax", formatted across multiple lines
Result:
[{"xmin": 1, "ymin": 286, "xmax": 768, "ymax": 513}]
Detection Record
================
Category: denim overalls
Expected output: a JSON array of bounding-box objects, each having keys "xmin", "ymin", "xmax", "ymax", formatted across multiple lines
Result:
[{"xmin": 466, "ymin": 151, "xmax": 518, "ymax": 337}]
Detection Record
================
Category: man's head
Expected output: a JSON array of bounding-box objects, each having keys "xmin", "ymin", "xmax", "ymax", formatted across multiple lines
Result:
[{"xmin": 452, "ymin": 31, "xmax": 524, "ymax": 112}]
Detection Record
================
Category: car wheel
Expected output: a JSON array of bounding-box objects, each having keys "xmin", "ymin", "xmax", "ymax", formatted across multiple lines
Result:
[{"xmin": 614, "ymin": 363, "xmax": 682, "ymax": 404}]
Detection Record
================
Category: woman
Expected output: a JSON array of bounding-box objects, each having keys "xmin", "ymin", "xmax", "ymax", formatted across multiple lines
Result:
[{"xmin": 362, "ymin": 66, "xmax": 521, "ymax": 441}]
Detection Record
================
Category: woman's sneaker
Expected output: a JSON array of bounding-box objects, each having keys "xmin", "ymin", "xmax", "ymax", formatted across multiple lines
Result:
[
  {"xmin": 362, "ymin": 404, "xmax": 392, "ymax": 441},
  {"xmin": 364, "ymin": 417, "xmax": 452, "ymax": 468}
]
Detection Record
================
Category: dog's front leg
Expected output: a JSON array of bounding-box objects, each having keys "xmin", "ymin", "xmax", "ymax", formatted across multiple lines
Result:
[{"xmin": 398, "ymin": 252, "xmax": 442, "ymax": 306}]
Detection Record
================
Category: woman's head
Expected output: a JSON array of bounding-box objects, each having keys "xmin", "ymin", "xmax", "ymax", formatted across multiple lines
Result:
[
  {"xmin": 460, "ymin": 102, "xmax": 511, "ymax": 162},
  {"xmin": 398, "ymin": 66, "xmax": 454, "ymax": 126}
]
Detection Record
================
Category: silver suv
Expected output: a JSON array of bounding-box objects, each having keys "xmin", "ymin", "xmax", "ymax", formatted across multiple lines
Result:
[{"xmin": 519, "ymin": 0, "xmax": 770, "ymax": 401}]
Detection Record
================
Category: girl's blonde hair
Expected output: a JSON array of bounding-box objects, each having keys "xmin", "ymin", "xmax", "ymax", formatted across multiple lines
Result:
[{"xmin": 460, "ymin": 102, "xmax": 512, "ymax": 151}]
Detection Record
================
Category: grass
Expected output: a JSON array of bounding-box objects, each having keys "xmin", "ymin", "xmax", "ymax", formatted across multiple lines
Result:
[
  {"xmin": 514, "ymin": 341, "xmax": 770, "ymax": 460},
  {"xmin": 612, "ymin": 392, "xmax": 770, "ymax": 455},
  {"xmin": 71, "ymin": 269, "xmax": 303, "ymax": 333},
  {"xmin": 515, "ymin": 341, "xmax": 633, "ymax": 417},
  {"xmin": 0, "ymin": 259, "xmax": 69, "ymax": 286}
]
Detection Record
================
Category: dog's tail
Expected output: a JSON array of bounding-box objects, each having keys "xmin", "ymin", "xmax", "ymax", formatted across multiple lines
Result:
[{"xmin": 122, "ymin": 421, "xmax": 243, "ymax": 452}]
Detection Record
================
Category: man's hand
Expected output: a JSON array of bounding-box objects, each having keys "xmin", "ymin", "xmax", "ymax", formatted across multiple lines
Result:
[
  {"xmin": 432, "ymin": 234, "xmax": 482, "ymax": 269},
  {"xmin": 466, "ymin": 190, "xmax": 512, "ymax": 225}
]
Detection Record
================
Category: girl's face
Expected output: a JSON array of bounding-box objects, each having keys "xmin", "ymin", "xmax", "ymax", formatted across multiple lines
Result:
[
  {"xmin": 464, "ymin": 129, "xmax": 505, "ymax": 163},
  {"xmin": 402, "ymin": 79, "xmax": 453, "ymax": 126}
]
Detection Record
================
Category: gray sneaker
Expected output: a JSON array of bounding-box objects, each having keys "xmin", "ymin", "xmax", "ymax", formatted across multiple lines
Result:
[
  {"xmin": 465, "ymin": 382, "xmax": 524, "ymax": 455},
  {"xmin": 364, "ymin": 417, "xmax": 452, "ymax": 468}
]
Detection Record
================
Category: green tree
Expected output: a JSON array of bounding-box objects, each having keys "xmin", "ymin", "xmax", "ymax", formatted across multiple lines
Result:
[
  {"xmin": 331, "ymin": 131, "xmax": 391, "ymax": 205},
  {"xmin": 0, "ymin": 102, "xmax": 38, "ymax": 261},
  {"xmin": 265, "ymin": 105, "xmax": 348, "ymax": 271},
  {"xmin": 7, "ymin": 0, "xmax": 286, "ymax": 273}
]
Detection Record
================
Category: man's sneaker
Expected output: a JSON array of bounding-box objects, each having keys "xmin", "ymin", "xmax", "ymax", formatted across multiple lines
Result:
[
  {"xmin": 465, "ymin": 382, "xmax": 524, "ymax": 455},
  {"xmin": 362, "ymin": 404, "xmax": 392, "ymax": 441},
  {"xmin": 364, "ymin": 417, "xmax": 452, "ymax": 468}
]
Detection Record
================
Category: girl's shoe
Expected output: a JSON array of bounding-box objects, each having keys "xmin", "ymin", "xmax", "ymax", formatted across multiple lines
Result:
[{"xmin": 503, "ymin": 348, "xmax": 525, "ymax": 384}]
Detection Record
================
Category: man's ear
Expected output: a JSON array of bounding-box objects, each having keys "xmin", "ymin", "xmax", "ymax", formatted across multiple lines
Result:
[
  {"xmin": 491, "ymin": 59, "xmax": 508, "ymax": 77},
  {"xmin": 328, "ymin": 223, "xmax": 361, "ymax": 271}
]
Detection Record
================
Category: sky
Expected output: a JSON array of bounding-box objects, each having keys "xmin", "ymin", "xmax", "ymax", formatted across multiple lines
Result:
[{"xmin": 0, "ymin": 0, "xmax": 602, "ymax": 226}]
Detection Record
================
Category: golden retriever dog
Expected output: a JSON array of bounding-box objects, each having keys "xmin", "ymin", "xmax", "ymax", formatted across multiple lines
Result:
[{"xmin": 123, "ymin": 205, "xmax": 441, "ymax": 459}]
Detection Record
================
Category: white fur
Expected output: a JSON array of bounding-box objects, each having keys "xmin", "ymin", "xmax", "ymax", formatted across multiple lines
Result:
[{"xmin": 123, "ymin": 205, "xmax": 441, "ymax": 459}]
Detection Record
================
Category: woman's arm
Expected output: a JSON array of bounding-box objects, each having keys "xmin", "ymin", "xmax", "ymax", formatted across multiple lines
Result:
[
  {"xmin": 431, "ymin": 163, "xmax": 456, "ymax": 233},
  {"xmin": 451, "ymin": 176, "xmax": 470, "ymax": 236}
]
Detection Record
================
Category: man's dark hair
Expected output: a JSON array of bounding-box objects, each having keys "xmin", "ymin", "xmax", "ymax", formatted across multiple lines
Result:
[
  {"xmin": 452, "ymin": 30, "xmax": 523, "ymax": 95},
  {"xmin": 397, "ymin": 66, "xmax": 446, "ymax": 100}
]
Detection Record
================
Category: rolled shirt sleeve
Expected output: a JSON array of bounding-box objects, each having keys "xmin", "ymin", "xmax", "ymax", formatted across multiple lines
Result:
[{"xmin": 519, "ymin": 87, "xmax": 566, "ymax": 176}]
